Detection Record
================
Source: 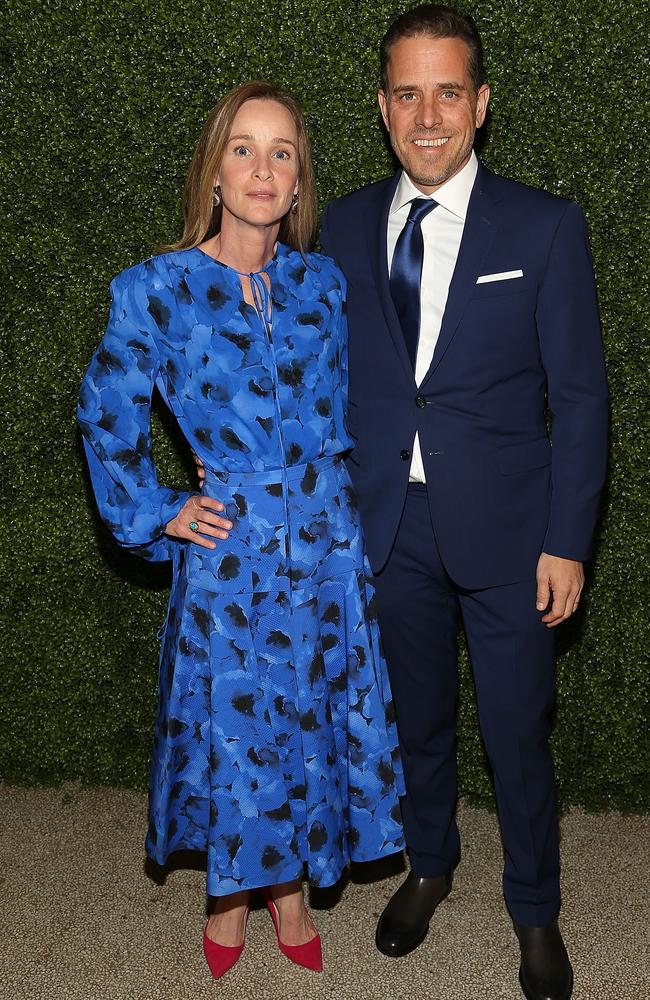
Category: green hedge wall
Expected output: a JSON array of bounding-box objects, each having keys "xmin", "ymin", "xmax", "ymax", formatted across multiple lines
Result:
[{"xmin": 2, "ymin": 0, "xmax": 647, "ymax": 811}]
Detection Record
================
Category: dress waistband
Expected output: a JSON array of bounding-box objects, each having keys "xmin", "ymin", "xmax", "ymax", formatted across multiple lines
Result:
[{"xmin": 202, "ymin": 454, "xmax": 340, "ymax": 489}]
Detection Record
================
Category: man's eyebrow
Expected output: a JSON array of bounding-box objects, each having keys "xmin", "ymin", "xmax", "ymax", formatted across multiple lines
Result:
[
  {"xmin": 228, "ymin": 133, "xmax": 297, "ymax": 147},
  {"xmin": 391, "ymin": 82, "xmax": 467, "ymax": 93}
]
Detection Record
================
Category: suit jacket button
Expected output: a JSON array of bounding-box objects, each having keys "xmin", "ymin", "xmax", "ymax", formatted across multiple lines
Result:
[
  {"xmin": 415, "ymin": 395, "xmax": 426, "ymax": 408},
  {"xmin": 400, "ymin": 449, "xmax": 410, "ymax": 460}
]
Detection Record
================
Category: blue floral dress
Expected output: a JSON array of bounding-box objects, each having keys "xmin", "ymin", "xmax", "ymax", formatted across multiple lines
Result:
[{"xmin": 78, "ymin": 243, "xmax": 404, "ymax": 895}]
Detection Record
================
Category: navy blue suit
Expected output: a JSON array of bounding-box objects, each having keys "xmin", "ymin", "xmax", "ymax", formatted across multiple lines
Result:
[{"xmin": 321, "ymin": 161, "xmax": 608, "ymax": 925}]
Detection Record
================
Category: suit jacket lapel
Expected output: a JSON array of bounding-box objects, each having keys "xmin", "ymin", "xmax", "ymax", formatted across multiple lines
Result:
[
  {"xmin": 421, "ymin": 162, "xmax": 501, "ymax": 386},
  {"xmin": 363, "ymin": 172, "xmax": 417, "ymax": 384}
]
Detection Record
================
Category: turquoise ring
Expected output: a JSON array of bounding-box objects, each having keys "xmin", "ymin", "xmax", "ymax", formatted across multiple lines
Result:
[{"xmin": 189, "ymin": 521, "xmax": 199, "ymax": 532}]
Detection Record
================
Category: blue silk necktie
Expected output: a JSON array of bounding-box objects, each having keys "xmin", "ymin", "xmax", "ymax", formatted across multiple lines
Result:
[{"xmin": 389, "ymin": 198, "xmax": 438, "ymax": 368}]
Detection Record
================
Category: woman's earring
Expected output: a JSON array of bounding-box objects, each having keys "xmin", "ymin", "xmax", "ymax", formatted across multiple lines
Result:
[
  {"xmin": 212, "ymin": 184, "xmax": 222, "ymax": 208},
  {"xmin": 291, "ymin": 193, "xmax": 298, "ymax": 215}
]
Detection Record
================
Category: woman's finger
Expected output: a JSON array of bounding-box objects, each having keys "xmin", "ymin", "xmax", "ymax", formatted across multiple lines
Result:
[
  {"xmin": 191, "ymin": 450, "xmax": 206, "ymax": 482},
  {"xmin": 193, "ymin": 510, "xmax": 233, "ymax": 530},
  {"xmin": 198, "ymin": 495, "xmax": 225, "ymax": 513},
  {"xmin": 185, "ymin": 531, "xmax": 216, "ymax": 549},
  {"xmin": 188, "ymin": 520, "xmax": 231, "ymax": 540}
]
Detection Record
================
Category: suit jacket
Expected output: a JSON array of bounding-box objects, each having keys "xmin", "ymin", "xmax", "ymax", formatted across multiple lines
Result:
[{"xmin": 321, "ymin": 161, "xmax": 608, "ymax": 588}]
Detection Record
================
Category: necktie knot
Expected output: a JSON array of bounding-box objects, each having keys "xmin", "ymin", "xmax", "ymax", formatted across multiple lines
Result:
[{"xmin": 406, "ymin": 197, "xmax": 438, "ymax": 227}]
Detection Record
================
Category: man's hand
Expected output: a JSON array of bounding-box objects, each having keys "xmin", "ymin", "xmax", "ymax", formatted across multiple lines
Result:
[
  {"xmin": 192, "ymin": 450, "xmax": 206, "ymax": 485},
  {"xmin": 536, "ymin": 553, "xmax": 584, "ymax": 628}
]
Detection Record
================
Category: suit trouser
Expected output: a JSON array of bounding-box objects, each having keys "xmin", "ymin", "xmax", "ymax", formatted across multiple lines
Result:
[{"xmin": 372, "ymin": 485, "xmax": 560, "ymax": 927}]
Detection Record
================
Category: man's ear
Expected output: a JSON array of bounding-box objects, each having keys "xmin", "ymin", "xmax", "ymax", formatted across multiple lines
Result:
[
  {"xmin": 475, "ymin": 83, "xmax": 490, "ymax": 128},
  {"xmin": 378, "ymin": 90, "xmax": 390, "ymax": 131}
]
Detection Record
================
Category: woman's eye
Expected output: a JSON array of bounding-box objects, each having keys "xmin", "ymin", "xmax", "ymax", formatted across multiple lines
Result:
[
  {"xmin": 234, "ymin": 146, "xmax": 250, "ymax": 156},
  {"xmin": 274, "ymin": 149, "xmax": 291, "ymax": 160}
]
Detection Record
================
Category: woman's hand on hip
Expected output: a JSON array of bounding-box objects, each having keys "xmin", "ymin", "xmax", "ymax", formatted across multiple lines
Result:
[{"xmin": 165, "ymin": 495, "xmax": 233, "ymax": 549}]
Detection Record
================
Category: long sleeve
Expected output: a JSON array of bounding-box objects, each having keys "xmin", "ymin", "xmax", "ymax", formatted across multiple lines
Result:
[
  {"xmin": 536, "ymin": 202, "xmax": 609, "ymax": 560},
  {"xmin": 78, "ymin": 263, "xmax": 192, "ymax": 562}
]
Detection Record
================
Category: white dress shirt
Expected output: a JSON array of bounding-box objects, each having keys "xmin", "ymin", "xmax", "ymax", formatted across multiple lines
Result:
[{"xmin": 387, "ymin": 151, "xmax": 478, "ymax": 482}]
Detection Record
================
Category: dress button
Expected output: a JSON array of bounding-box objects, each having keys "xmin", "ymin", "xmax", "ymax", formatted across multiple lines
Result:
[
  {"xmin": 415, "ymin": 395, "xmax": 426, "ymax": 408},
  {"xmin": 400, "ymin": 449, "xmax": 410, "ymax": 461}
]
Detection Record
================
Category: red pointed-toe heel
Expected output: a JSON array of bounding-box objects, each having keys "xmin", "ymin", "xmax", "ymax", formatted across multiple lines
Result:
[
  {"xmin": 202, "ymin": 908, "xmax": 249, "ymax": 979},
  {"xmin": 262, "ymin": 888, "xmax": 323, "ymax": 972}
]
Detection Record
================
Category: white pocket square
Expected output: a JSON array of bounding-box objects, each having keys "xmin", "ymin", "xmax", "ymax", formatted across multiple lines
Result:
[{"xmin": 476, "ymin": 269, "xmax": 524, "ymax": 284}]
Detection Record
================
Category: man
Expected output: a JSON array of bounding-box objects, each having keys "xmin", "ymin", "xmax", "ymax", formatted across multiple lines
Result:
[{"xmin": 320, "ymin": 6, "xmax": 608, "ymax": 1000}]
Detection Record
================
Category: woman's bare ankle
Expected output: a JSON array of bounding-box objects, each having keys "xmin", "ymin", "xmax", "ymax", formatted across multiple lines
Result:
[
  {"xmin": 267, "ymin": 881, "xmax": 317, "ymax": 945},
  {"xmin": 206, "ymin": 890, "xmax": 250, "ymax": 945}
]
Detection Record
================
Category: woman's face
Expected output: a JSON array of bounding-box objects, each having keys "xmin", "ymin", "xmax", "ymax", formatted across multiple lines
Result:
[{"xmin": 217, "ymin": 99, "xmax": 299, "ymax": 232}]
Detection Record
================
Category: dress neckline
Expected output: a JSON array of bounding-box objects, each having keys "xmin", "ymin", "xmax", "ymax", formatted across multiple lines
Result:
[{"xmin": 192, "ymin": 242, "xmax": 286, "ymax": 277}]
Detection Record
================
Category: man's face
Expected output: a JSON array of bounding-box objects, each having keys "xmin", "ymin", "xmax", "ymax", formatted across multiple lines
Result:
[{"xmin": 378, "ymin": 34, "xmax": 490, "ymax": 193}]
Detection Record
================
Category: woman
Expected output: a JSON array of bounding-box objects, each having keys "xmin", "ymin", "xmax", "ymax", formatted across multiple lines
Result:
[{"xmin": 78, "ymin": 81, "xmax": 404, "ymax": 979}]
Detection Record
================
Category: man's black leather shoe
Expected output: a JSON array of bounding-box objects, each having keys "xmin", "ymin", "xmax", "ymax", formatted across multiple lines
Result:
[
  {"xmin": 515, "ymin": 920, "xmax": 573, "ymax": 1000},
  {"xmin": 375, "ymin": 870, "xmax": 452, "ymax": 957}
]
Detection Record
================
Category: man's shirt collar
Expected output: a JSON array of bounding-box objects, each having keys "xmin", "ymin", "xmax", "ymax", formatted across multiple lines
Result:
[{"xmin": 391, "ymin": 151, "xmax": 478, "ymax": 221}]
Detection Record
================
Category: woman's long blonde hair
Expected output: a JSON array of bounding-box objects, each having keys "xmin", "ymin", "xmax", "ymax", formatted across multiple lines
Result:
[{"xmin": 162, "ymin": 81, "xmax": 317, "ymax": 254}]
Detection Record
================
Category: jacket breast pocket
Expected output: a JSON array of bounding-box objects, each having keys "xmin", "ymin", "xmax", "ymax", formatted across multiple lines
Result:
[
  {"xmin": 471, "ymin": 277, "xmax": 530, "ymax": 299},
  {"xmin": 497, "ymin": 436, "xmax": 551, "ymax": 475}
]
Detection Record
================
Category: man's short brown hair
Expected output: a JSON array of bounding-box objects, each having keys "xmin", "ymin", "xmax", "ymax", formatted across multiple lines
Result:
[{"xmin": 380, "ymin": 4, "xmax": 486, "ymax": 93}]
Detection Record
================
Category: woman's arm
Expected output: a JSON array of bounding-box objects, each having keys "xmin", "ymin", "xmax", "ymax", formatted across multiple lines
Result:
[{"xmin": 78, "ymin": 263, "xmax": 193, "ymax": 562}]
